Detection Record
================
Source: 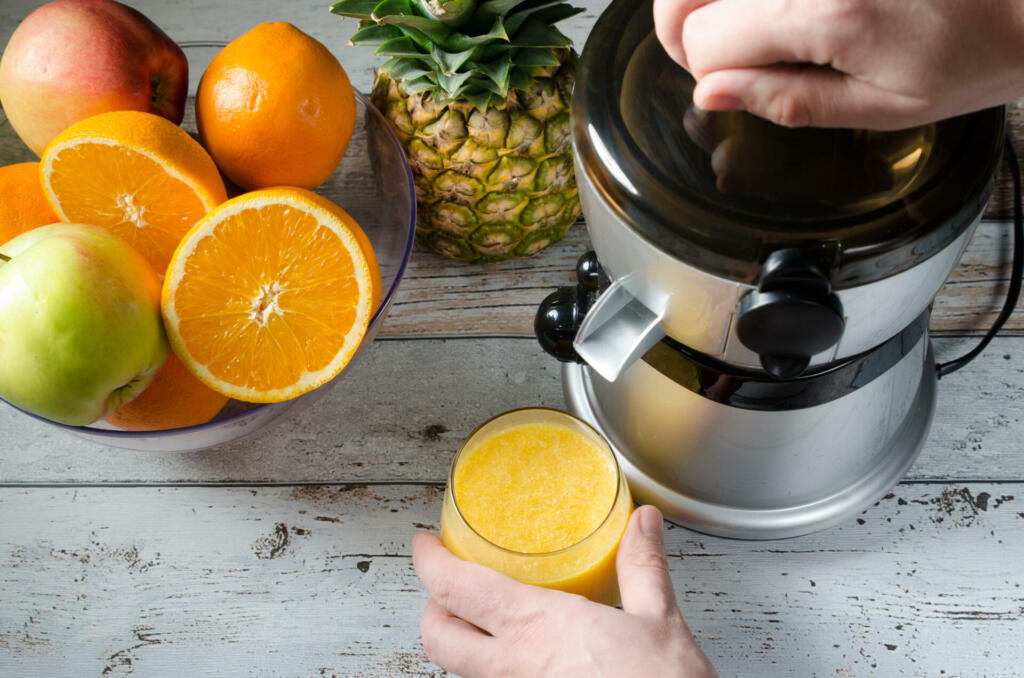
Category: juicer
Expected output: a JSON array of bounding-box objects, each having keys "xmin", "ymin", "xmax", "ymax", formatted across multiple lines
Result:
[{"xmin": 535, "ymin": 0, "xmax": 1018, "ymax": 539}]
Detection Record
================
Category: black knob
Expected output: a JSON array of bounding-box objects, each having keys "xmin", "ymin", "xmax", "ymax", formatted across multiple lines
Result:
[
  {"xmin": 535, "ymin": 252, "xmax": 604, "ymax": 363},
  {"xmin": 576, "ymin": 250, "xmax": 602, "ymax": 291},
  {"xmin": 736, "ymin": 249, "xmax": 845, "ymax": 379},
  {"xmin": 536, "ymin": 286, "xmax": 587, "ymax": 362}
]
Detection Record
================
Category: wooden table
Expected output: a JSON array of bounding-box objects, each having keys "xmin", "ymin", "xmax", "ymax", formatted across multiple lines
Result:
[{"xmin": 2, "ymin": 1, "xmax": 1024, "ymax": 675}]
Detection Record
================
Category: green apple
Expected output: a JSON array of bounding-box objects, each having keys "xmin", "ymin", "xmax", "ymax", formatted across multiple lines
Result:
[{"xmin": 0, "ymin": 223, "xmax": 169, "ymax": 426}]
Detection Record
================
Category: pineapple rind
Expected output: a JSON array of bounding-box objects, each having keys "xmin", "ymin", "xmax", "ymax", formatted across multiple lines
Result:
[{"xmin": 373, "ymin": 53, "xmax": 581, "ymax": 262}]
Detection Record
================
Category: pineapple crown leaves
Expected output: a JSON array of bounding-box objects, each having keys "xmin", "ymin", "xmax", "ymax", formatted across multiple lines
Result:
[{"xmin": 330, "ymin": 0, "xmax": 581, "ymax": 106}]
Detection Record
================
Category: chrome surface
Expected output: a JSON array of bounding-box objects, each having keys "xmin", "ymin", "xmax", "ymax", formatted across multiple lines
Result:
[
  {"xmin": 563, "ymin": 334, "xmax": 936, "ymax": 539},
  {"xmin": 577, "ymin": 154, "xmax": 980, "ymax": 370},
  {"xmin": 572, "ymin": 277, "xmax": 666, "ymax": 382}
]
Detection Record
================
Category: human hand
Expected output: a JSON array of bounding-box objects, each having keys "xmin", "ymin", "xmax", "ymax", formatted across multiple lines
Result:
[
  {"xmin": 411, "ymin": 505, "xmax": 718, "ymax": 678},
  {"xmin": 653, "ymin": 0, "xmax": 1024, "ymax": 129}
]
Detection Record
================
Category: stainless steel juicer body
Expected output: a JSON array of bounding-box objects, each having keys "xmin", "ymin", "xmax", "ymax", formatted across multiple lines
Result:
[
  {"xmin": 563, "ymin": 322, "xmax": 935, "ymax": 539},
  {"xmin": 533, "ymin": 0, "xmax": 1007, "ymax": 538},
  {"xmin": 575, "ymin": 159, "xmax": 980, "ymax": 374}
]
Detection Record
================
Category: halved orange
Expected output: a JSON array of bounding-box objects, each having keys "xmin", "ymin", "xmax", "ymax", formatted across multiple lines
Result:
[
  {"xmin": 162, "ymin": 187, "xmax": 380, "ymax": 403},
  {"xmin": 39, "ymin": 110, "xmax": 227, "ymax": 274}
]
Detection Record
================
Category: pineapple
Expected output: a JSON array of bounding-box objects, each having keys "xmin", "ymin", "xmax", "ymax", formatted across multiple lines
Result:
[{"xmin": 330, "ymin": 0, "xmax": 583, "ymax": 262}]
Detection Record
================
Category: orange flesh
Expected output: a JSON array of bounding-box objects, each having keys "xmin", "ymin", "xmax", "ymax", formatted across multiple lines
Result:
[
  {"xmin": 0, "ymin": 162, "xmax": 59, "ymax": 245},
  {"xmin": 47, "ymin": 142, "xmax": 209, "ymax": 272},
  {"xmin": 106, "ymin": 353, "xmax": 228, "ymax": 431},
  {"xmin": 171, "ymin": 203, "xmax": 361, "ymax": 392}
]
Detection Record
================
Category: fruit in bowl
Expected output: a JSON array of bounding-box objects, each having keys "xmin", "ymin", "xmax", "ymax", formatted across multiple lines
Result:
[
  {"xmin": 196, "ymin": 22, "xmax": 357, "ymax": 191},
  {"xmin": 1, "ymin": 38, "xmax": 415, "ymax": 450},
  {"xmin": 162, "ymin": 187, "xmax": 380, "ymax": 403},
  {"xmin": 104, "ymin": 353, "xmax": 229, "ymax": 431},
  {"xmin": 0, "ymin": 224, "xmax": 169, "ymax": 426},
  {"xmin": 40, "ymin": 109, "xmax": 228, "ymax": 274},
  {"xmin": 0, "ymin": 162, "xmax": 59, "ymax": 244},
  {"xmin": 0, "ymin": 0, "xmax": 187, "ymax": 156},
  {"xmin": 34, "ymin": 114, "xmax": 378, "ymax": 414}
]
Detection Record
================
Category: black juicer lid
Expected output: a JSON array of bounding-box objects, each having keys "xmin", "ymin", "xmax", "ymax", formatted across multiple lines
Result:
[{"xmin": 573, "ymin": 0, "xmax": 1006, "ymax": 287}]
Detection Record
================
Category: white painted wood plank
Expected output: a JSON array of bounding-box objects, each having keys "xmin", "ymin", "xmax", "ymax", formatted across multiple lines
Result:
[
  {"xmin": 1, "ymin": 335, "xmax": 1022, "ymax": 484},
  {"xmin": 0, "ymin": 483, "xmax": 1022, "ymax": 677}
]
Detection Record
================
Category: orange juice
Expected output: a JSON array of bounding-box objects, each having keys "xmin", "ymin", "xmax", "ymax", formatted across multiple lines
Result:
[{"xmin": 441, "ymin": 408, "xmax": 632, "ymax": 605}]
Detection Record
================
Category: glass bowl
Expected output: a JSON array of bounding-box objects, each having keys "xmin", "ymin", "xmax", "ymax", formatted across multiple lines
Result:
[{"xmin": 0, "ymin": 42, "xmax": 416, "ymax": 452}]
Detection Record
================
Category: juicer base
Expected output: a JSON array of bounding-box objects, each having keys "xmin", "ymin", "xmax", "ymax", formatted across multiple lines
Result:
[{"xmin": 562, "ymin": 345, "xmax": 937, "ymax": 540}]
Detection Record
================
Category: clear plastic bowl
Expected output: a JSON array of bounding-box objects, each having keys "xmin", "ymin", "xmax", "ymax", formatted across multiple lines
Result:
[{"xmin": 0, "ymin": 42, "xmax": 416, "ymax": 451}]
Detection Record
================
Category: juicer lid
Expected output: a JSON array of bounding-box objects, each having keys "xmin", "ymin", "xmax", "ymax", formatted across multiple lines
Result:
[{"xmin": 572, "ymin": 0, "xmax": 1006, "ymax": 286}]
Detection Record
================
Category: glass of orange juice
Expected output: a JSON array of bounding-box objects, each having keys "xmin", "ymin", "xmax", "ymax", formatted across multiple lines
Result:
[{"xmin": 440, "ymin": 407, "xmax": 632, "ymax": 606}]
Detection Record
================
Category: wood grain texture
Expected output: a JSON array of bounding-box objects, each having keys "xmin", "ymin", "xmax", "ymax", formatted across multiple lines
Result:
[
  {"xmin": 936, "ymin": 220, "xmax": 1021, "ymax": 333},
  {"xmin": 990, "ymin": 100, "xmax": 1024, "ymax": 219},
  {"xmin": 1, "ymin": 335, "xmax": 1022, "ymax": 484},
  {"xmin": 0, "ymin": 483, "xmax": 1022, "ymax": 677}
]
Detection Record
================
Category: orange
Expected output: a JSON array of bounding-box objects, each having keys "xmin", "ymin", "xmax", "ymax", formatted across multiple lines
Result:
[
  {"xmin": 106, "ymin": 352, "xmax": 229, "ymax": 431},
  {"xmin": 0, "ymin": 162, "xmax": 59, "ymax": 245},
  {"xmin": 196, "ymin": 22, "xmax": 356, "ymax": 191},
  {"xmin": 161, "ymin": 187, "xmax": 380, "ymax": 403},
  {"xmin": 39, "ymin": 110, "xmax": 228, "ymax": 274}
]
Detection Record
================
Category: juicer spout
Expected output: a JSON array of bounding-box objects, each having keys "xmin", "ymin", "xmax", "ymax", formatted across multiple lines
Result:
[{"xmin": 573, "ymin": 276, "xmax": 666, "ymax": 383}]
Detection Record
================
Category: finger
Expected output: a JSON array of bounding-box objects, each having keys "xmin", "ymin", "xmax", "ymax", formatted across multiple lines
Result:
[
  {"xmin": 420, "ymin": 598, "xmax": 505, "ymax": 678},
  {"xmin": 653, "ymin": 0, "xmax": 716, "ymax": 71},
  {"xmin": 683, "ymin": 0, "xmax": 864, "ymax": 80},
  {"xmin": 616, "ymin": 505, "xmax": 680, "ymax": 621},
  {"xmin": 412, "ymin": 531, "xmax": 552, "ymax": 636},
  {"xmin": 694, "ymin": 65, "xmax": 928, "ymax": 129}
]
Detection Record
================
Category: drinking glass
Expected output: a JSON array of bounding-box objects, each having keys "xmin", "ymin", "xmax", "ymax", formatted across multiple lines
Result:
[{"xmin": 440, "ymin": 407, "xmax": 632, "ymax": 606}]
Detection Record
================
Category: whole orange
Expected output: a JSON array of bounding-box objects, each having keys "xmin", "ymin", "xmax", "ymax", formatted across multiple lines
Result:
[
  {"xmin": 106, "ymin": 352, "xmax": 229, "ymax": 431},
  {"xmin": 0, "ymin": 162, "xmax": 60, "ymax": 245},
  {"xmin": 196, "ymin": 23, "xmax": 356, "ymax": 191}
]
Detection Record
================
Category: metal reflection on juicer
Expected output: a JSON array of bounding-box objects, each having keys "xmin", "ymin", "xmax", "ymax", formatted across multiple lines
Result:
[{"xmin": 535, "ymin": 0, "xmax": 1008, "ymax": 539}]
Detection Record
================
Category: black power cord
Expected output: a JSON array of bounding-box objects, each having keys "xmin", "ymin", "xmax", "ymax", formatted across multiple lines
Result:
[{"xmin": 936, "ymin": 137, "xmax": 1024, "ymax": 378}]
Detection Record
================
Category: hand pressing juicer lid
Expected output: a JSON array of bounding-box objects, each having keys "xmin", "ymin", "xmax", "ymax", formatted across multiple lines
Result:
[
  {"xmin": 535, "ymin": 0, "xmax": 1013, "ymax": 538},
  {"xmin": 572, "ymin": 4, "xmax": 1005, "ymax": 289}
]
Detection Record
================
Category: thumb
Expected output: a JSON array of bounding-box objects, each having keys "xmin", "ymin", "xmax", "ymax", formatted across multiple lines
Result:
[
  {"xmin": 693, "ymin": 64, "xmax": 927, "ymax": 131},
  {"xmin": 616, "ymin": 505, "xmax": 679, "ymax": 620}
]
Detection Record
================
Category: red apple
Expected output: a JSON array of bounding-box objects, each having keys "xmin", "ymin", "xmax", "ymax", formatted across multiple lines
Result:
[{"xmin": 0, "ymin": 0, "xmax": 187, "ymax": 156}]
